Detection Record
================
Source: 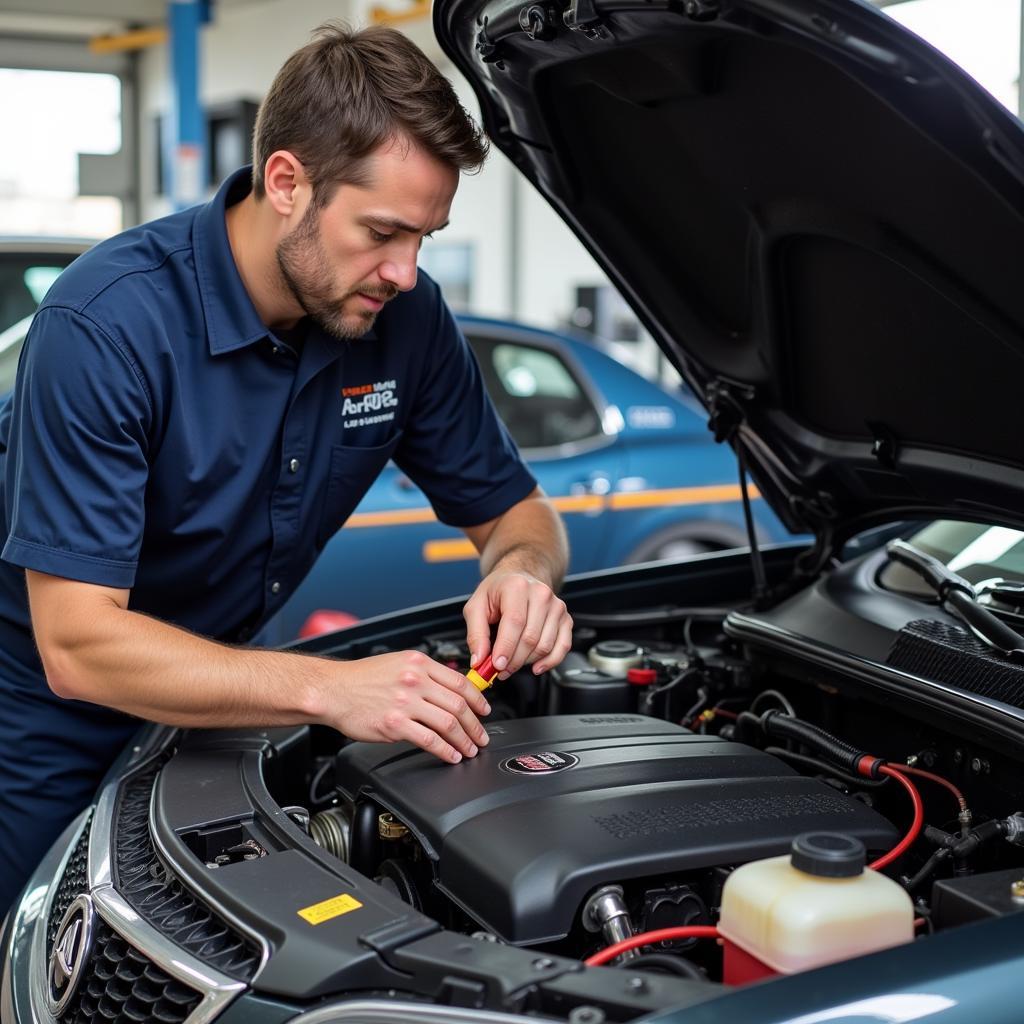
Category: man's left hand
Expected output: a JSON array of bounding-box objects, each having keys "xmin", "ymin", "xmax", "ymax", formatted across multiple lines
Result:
[{"xmin": 464, "ymin": 570, "xmax": 573, "ymax": 678}]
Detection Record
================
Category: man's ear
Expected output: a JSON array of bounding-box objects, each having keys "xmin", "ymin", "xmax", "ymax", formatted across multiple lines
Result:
[{"xmin": 263, "ymin": 151, "xmax": 310, "ymax": 218}]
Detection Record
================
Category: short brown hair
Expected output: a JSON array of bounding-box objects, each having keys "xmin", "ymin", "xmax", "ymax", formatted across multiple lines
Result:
[{"xmin": 251, "ymin": 22, "xmax": 488, "ymax": 202}]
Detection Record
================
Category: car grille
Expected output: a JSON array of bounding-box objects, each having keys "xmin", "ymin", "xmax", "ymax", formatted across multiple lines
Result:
[
  {"xmin": 113, "ymin": 762, "xmax": 262, "ymax": 980},
  {"xmin": 61, "ymin": 917, "xmax": 202, "ymax": 1024},
  {"xmin": 47, "ymin": 811, "xmax": 93, "ymax": 952}
]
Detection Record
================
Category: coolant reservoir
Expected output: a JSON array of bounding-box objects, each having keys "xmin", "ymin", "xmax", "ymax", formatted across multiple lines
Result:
[{"xmin": 718, "ymin": 832, "xmax": 914, "ymax": 984}]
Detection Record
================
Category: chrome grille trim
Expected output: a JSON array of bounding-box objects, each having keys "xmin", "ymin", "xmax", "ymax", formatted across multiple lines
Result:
[{"xmin": 28, "ymin": 774, "xmax": 244, "ymax": 1024}]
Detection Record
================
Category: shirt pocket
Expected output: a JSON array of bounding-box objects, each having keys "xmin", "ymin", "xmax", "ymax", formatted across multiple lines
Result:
[{"xmin": 317, "ymin": 431, "xmax": 404, "ymax": 547}]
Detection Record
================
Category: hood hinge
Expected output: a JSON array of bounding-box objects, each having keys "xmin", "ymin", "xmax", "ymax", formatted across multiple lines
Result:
[
  {"xmin": 475, "ymin": 19, "xmax": 504, "ymax": 64},
  {"xmin": 519, "ymin": 3, "xmax": 559, "ymax": 40},
  {"xmin": 679, "ymin": 0, "xmax": 720, "ymax": 21},
  {"xmin": 707, "ymin": 380, "xmax": 774, "ymax": 606},
  {"xmin": 563, "ymin": 0, "xmax": 609, "ymax": 38},
  {"xmin": 706, "ymin": 379, "xmax": 754, "ymax": 443},
  {"xmin": 868, "ymin": 421, "xmax": 899, "ymax": 469},
  {"xmin": 707, "ymin": 378, "xmax": 843, "ymax": 600}
]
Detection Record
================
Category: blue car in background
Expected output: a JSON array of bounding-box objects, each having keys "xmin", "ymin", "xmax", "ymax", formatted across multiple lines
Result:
[
  {"xmin": 0, "ymin": 245, "xmax": 785, "ymax": 638},
  {"xmin": 269, "ymin": 314, "xmax": 784, "ymax": 637}
]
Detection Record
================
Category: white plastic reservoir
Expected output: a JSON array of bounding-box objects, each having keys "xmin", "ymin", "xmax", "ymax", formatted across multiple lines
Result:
[{"xmin": 718, "ymin": 832, "xmax": 915, "ymax": 979}]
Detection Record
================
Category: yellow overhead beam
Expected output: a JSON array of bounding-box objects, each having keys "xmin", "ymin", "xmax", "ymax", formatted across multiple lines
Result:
[
  {"xmin": 370, "ymin": 0, "xmax": 431, "ymax": 26},
  {"xmin": 89, "ymin": 26, "xmax": 168, "ymax": 54}
]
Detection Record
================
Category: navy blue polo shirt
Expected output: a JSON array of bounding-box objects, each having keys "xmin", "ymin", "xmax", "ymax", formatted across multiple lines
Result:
[{"xmin": 0, "ymin": 167, "xmax": 536, "ymax": 687}]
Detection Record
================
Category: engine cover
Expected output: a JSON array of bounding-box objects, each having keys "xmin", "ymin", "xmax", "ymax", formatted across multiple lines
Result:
[{"xmin": 334, "ymin": 715, "xmax": 898, "ymax": 944}]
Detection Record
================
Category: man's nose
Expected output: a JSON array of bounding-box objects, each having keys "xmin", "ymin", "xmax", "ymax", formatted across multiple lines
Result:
[{"xmin": 378, "ymin": 247, "xmax": 418, "ymax": 293}]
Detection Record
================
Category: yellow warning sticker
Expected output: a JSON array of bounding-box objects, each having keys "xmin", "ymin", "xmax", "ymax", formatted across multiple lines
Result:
[{"xmin": 297, "ymin": 893, "xmax": 364, "ymax": 925}]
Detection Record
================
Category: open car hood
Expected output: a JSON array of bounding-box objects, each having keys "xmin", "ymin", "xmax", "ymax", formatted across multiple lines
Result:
[{"xmin": 435, "ymin": 0, "xmax": 1024, "ymax": 544}]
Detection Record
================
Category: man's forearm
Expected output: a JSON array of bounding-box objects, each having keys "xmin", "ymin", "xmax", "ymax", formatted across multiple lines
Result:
[
  {"xmin": 27, "ymin": 567, "xmax": 492, "ymax": 764},
  {"xmin": 477, "ymin": 493, "xmax": 568, "ymax": 589},
  {"xmin": 40, "ymin": 599, "xmax": 330, "ymax": 728}
]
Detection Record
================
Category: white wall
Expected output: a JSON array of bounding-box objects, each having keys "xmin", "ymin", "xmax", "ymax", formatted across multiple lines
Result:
[{"xmin": 135, "ymin": 0, "xmax": 612, "ymax": 334}]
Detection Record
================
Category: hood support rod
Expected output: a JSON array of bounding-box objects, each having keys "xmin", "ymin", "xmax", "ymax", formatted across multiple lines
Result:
[{"xmin": 738, "ymin": 445, "xmax": 769, "ymax": 608}]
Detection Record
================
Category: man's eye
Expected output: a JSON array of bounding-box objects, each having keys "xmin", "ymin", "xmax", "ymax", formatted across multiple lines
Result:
[{"xmin": 369, "ymin": 228, "xmax": 393, "ymax": 243}]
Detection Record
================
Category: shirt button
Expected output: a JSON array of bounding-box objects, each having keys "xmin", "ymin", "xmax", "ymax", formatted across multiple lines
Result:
[
  {"xmin": 270, "ymin": 581, "xmax": 281, "ymax": 594},
  {"xmin": 288, "ymin": 458, "xmax": 300, "ymax": 473}
]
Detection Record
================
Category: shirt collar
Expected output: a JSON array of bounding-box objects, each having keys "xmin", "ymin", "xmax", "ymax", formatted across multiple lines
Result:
[
  {"xmin": 192, "ymin": 166, "xmax": 379, "ymax": 355},
  {"xmin": 192, "ymin": 166, "xmax": 273, "ymax": 356}
]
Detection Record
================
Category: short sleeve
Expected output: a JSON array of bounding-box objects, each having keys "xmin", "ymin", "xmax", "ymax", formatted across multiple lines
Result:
[
  {"xmin": 1, "ymin": 305, "xmax": 152, "ymax": 587},
  {"xmin": 394, "ymin": 290, "xmax": 537, "ymax": 528}
]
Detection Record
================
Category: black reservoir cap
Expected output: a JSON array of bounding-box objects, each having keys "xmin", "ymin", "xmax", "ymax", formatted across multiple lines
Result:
[{"xmin": 791, "ymin": 832, "xmax": 865, "ymax": 878}]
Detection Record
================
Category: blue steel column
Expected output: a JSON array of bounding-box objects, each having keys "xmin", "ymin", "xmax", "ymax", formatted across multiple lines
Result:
[{"xmin": 169, "ymin": 0, "xmax": 205, "ymax": 210}]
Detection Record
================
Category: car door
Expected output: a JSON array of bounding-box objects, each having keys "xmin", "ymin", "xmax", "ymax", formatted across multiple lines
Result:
[{"xmin": 463, "ymin": 323, "xmax": 625, "ymax": 575}]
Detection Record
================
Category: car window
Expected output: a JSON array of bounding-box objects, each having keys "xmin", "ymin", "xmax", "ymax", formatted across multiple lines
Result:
[
  {"xmin": 0, "ymin": 253, "xmax": 78, "ymax": 335},
  {"xmin": 0, "ymin": 316, "xmax": 30, "ymax": 394},
  {"xmin": 468, "ymin": 334, "xmax": 603, "ymax": 449}
]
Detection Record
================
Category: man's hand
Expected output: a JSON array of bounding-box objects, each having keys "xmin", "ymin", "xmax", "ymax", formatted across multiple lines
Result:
[
  {"xmin": 464, "ymin": 570, "xmax": 573, "ymax": 678},
  {"xmin": 329, "ymin": 650, "xmax": 491, "ymax": 763}
]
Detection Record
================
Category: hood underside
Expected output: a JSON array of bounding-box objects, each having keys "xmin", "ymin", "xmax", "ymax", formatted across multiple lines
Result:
[{"xmin": 435, "ymin": 0, "xmax": 1024, "ymax": 540}]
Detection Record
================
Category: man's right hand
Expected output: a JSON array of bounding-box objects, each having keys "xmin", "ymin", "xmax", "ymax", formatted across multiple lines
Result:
[
  {"xmin": 328, "ymin": 650, "xmax": 491, "ymax": 764},
  {"xmin": 27, "ymin": 572, "xmax": 489, "ymax": 766}
]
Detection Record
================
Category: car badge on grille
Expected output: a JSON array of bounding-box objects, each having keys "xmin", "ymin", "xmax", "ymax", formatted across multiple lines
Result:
[{"xmin": 47, "ymin": 893, "xmax": 95, "ymax": 1018}]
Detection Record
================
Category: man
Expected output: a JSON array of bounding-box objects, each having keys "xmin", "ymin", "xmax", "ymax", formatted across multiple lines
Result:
[{"xmin": 0, "ymin": 22, "xmax": 571, "ymax": 912}]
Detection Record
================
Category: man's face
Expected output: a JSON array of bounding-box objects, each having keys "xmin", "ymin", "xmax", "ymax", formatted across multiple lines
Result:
[{"xmin": 275, "ymin": 138, "xmax": 458, "ymax": 339}]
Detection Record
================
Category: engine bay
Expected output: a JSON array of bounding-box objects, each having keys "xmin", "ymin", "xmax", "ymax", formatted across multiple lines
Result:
[
  {"xmin": 284, "ymin": 553, "xmax": 1024, "ymax": 990},
  {"xmin": 144, "ymin": 546, "xmax": 1024, "ymax": 1016}
]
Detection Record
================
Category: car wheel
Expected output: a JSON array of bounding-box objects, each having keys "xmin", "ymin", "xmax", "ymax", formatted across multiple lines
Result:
[{"xmin": 625, "ymin": 520, "xmax": 750, "ymax": 564}]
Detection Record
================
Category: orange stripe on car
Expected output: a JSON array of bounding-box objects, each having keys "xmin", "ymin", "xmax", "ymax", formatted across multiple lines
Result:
[
  {"xmin": 424, "ymin": 538, "xmax": 479, "ymax": 562},
  {"xmin": 608, "ymin": 483, "xmax": 757, "ymax": 509},
  {"xmin": 345, "ymin": 484, "xmax": 761, "ymax": 565},
  {"xmin": 347, "ymin": 507, "xmax": 439, "ymax": 527}
]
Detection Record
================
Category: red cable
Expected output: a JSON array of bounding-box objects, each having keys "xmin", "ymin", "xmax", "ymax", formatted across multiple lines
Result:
[
  {"xmin": 584, "ymin": 926, "xmax": 720, "ymax": 966},
  {"xmin": 868, "ymin": 766, "xmax": 924, "ymax": 871},
  {"xmin": 897, "ymin": 764, "xmax": 967, "ymax": 813}
]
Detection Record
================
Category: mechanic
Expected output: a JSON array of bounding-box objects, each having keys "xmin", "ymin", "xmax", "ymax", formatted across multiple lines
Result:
[{"xmin": 0, "ymin": 23, "xmax": 571, "ymax": 912}]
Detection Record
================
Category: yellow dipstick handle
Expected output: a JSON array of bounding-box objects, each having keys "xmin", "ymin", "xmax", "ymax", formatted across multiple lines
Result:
[{"xmin": 467, "ymin": 654, "xmax": 498, "ymax": 691}]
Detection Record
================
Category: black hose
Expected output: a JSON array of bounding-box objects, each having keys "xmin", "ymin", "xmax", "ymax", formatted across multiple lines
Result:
[
  {"xmin": 903, "ymin": 847, "xmax": 950, "ymax": 892},
  {"xmin": 308, "ymin": 759, "xmax": 334, "ymax": 806},
  {"xmin": 760, "ymin": 710, "xmax": 879, "ymax": 776},
  {"xmin": 951, "ymin": 819, "xmax": 1007, "ymax": 858},
  {"xmin": 618, "ymin": 953, "xmax": 706, "ymax": 981},
  {"xmin": 680, "ymin": 688, "xmax": 709, "ymax": 728},
  {"xmin": 765, "ymin": 747, "xmax": 889, "ymax": 789},
  {"xmin": 349, "ymin": 800, "xmax": 380, "ymax": 876},
  {"xmin": 734, "ymin": 710, "xmax": 764, "ymax": 745},
  {"xmin": 750, "ymin": 689, "xmax": 796, "ymax": 717}
]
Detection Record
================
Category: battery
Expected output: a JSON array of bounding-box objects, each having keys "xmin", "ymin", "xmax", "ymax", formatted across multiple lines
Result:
[{"xmin": 931, "ymin": 867, "xmax": 1024, "ymax": 929}]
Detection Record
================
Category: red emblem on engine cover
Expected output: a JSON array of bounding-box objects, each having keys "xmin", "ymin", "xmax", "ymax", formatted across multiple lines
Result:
[{"xmin": 501, "ymin": 751, "xmax": 579, "ymax": 775}]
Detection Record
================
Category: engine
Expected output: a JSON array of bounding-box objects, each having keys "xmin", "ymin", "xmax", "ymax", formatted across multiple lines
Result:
[
  {"xmin": 332, "ymin": 713, "xmax": 897, "ymax": 947},
  {"xmin": 288, "ymin": 600, "xmax": 1024, "ymax": 990}
]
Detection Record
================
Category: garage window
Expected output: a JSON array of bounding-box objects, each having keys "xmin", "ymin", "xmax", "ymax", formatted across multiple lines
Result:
[{"xmin": 0, "ymin": 68, "xmax": 122, "ymax": 237}]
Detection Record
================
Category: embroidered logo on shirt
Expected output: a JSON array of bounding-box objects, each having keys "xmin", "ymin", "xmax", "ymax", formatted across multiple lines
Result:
[{"xmin": 342, "ymin": 379, "xmax": 398, "ymax": 428}]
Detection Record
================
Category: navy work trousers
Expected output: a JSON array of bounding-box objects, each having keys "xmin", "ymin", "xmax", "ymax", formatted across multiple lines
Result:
[{"xmin": 0, "ymin": 677, "xmax": 137, "ymax": 914}]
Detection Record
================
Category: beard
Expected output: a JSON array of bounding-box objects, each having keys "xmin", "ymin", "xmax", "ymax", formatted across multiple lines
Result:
[{"xmin": 275, "ymin": 205, "xmax": 398, "ymax": 340}]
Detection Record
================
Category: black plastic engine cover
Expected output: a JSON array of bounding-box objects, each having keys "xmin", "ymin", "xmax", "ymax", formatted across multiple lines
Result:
[{"xmin": 334, "ymin": 714, "xmax": 898, "ymax": 944}]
